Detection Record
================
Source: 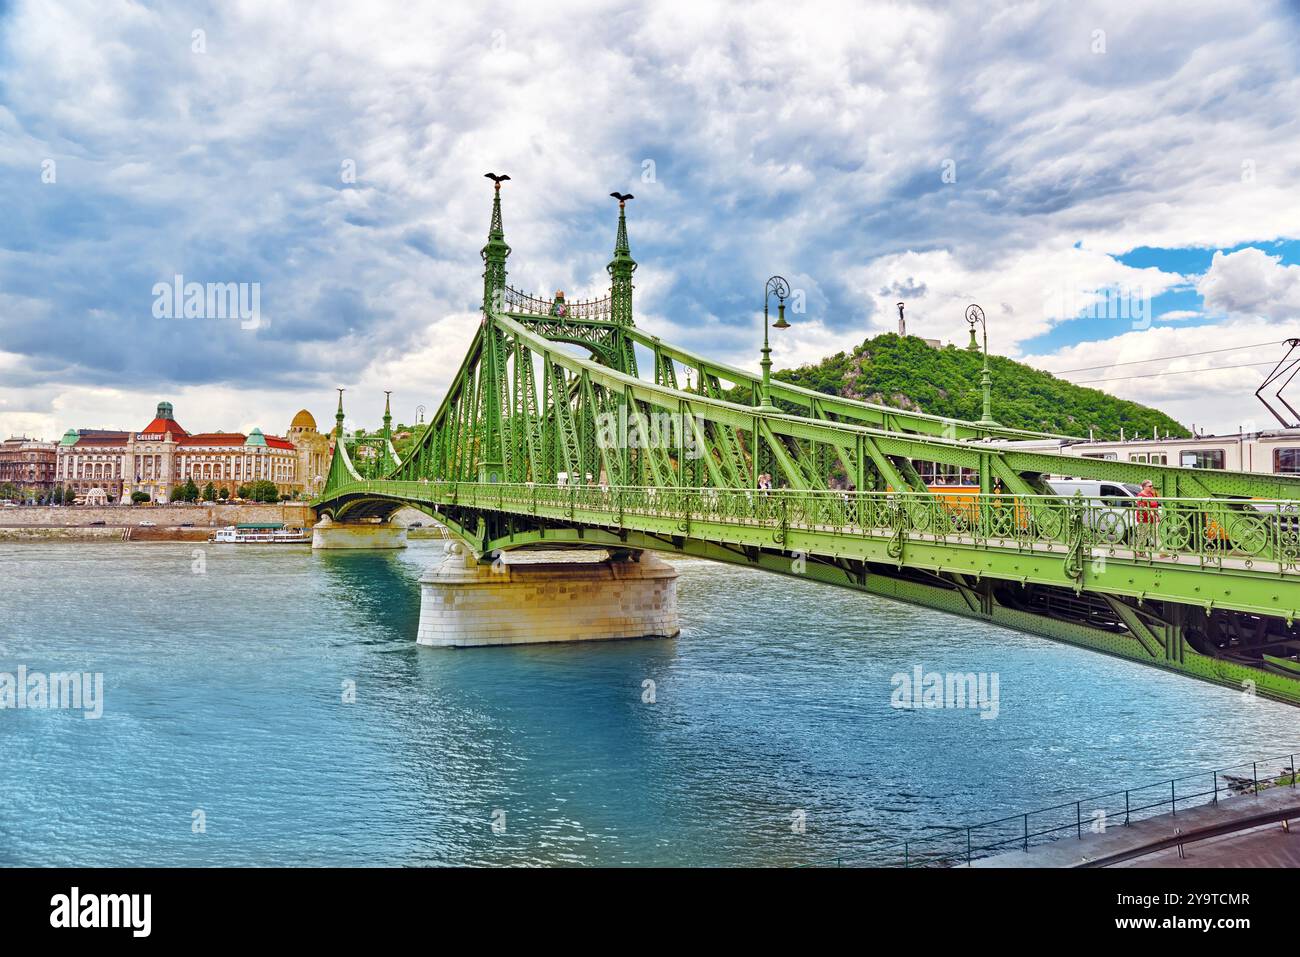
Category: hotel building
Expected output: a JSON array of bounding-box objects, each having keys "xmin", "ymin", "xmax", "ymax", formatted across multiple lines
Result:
[{"xmin": 54, "ymin": 401, "xmax": 330, "ymax": 503}]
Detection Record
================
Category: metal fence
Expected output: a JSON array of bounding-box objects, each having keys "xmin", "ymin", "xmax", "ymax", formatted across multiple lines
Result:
[{"xmin": 807, "ymin": 751, "xmax": 1299, "ymax": 868}]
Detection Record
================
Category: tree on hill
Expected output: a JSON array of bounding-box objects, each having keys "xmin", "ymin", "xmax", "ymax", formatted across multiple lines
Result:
[
  {"xmin": 393, "ymin": 423, "xmax": 429, "ymax": 461},
  {"xmin": 773, "ymin": 333, "xmax": 1190, "ymax": 439}
]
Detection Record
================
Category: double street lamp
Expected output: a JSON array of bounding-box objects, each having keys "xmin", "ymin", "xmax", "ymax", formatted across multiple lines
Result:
[
  {"xmin": 965, "ymin": 303, "xmax": 999, "ymax": 428},
  {"xmin": 759, "ymin": 275, "xmax": 791, "ymax": 411}
]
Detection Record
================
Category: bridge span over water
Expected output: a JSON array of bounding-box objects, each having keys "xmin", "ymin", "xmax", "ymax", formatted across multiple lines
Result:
[{"xmin": 316, "ymin": 177, "xmax": 1300, "ymax": 705}]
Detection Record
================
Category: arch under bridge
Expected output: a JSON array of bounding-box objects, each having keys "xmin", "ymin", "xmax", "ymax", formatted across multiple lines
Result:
[{"xmin": 316, "ymin": 178, "xmax": 1300, "ymax": 705}]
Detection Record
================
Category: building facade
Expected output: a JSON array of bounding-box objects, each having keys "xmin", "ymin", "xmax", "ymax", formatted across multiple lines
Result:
[
  {"xmin": 287, "ymin": 409, "xmax": 332, "ymax": 499},
  {"xmin": 0, "ymin": 437, "xmax": 58, "ymax": 495},
  {"xmin": 54, "ymin": 402, "xmax": 329, "ymax": 503}
]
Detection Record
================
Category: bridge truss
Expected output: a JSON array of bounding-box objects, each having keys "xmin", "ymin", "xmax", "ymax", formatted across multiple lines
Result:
[{"xmin": 318, "ymin": 179, "xmax": 1300, "ymax": 705}]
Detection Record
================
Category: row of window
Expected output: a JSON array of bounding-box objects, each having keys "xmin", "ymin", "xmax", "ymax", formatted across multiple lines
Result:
[
  {"xmin": 914, "ymin": 463, "xmax": 979, "ymax": 485},
  {"xmin": 1082, "ymin": 448, "xmax": 1300, "ymax": 472}
]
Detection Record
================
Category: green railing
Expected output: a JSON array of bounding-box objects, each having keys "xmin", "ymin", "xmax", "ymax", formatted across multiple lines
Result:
[{"xmin": 323, "ymin": 480, "xmax": 1300, "ymax": 575}]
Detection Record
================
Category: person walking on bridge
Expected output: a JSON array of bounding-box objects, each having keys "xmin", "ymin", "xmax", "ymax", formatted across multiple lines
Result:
[{"xmin": 1136, "ymin": 479, "xmax": 1161, "ymax": 555}]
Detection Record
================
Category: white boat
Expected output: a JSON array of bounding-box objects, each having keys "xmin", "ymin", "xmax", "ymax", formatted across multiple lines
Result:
[{"xmin": 210, "ymin": 524, "xmax": 310, "ymax": 544}]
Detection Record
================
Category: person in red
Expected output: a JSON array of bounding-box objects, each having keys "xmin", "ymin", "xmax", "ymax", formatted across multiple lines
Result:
[{"xmin": 1135, "ymin": 479, "xmax": 1160, "ymax": 553}]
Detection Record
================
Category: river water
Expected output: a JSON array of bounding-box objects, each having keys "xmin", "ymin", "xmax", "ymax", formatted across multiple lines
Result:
[{"xmin": 0, "ymin": 541, "xmax": 1296, "ymax": 866}]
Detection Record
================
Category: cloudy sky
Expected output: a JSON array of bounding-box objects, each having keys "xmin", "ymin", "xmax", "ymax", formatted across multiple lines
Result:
[{"xmin": 3, "ymin": 0, "xmax": 1300, "ymax": 440}]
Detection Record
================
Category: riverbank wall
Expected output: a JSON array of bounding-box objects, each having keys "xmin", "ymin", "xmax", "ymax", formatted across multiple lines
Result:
[
  {"xmin": 0, "ymin": 503, "xmax": 316, "ymax": 543},
  {"xmin": 0, "ymin": 526, "xmax": 131, "ymax": 542},
  {"xmin": 0, "ymin": 502, "xmax": 315, "ymax": 528},
  {"xmin": 0, "ymin": 503, "xmax": 452, "ymax": 544}
]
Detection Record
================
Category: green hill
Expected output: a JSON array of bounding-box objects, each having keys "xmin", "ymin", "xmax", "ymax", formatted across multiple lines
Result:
[{"xmin": 773, "ymin": 333, "xmax": 1189, "ymax": 439}]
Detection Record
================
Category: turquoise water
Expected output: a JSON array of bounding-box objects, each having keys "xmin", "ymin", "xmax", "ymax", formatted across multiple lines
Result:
[{"xmin": 0, "ymin": 541, "xmax": 1296, "ymax": 866}]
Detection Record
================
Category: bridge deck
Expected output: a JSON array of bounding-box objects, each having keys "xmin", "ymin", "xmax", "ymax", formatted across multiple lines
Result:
[{"xmin": 321, "ymin": 480, "xmax": 1300, "ymax": 623}]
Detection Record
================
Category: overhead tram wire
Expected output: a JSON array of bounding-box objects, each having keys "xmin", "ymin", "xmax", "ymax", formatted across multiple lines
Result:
[
  {"xmin": 1050, "ymin": 339, "xmax": 1281, "ymax": 375},
  {"xmin": 1071, "ymin": 360, "xmax": 1277, "ymax": 385}
]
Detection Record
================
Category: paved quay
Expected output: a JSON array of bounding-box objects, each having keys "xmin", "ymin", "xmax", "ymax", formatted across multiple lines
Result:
[{"xmin": 973, "ymin": 781, "xmax": 1300, "ymax": 868}]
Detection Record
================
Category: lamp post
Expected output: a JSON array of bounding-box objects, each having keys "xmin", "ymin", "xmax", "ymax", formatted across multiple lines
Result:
[
  {"xmin": 965, "ymin": 304, "xmax": 998, "ymax": 428},
  {"xmin": 759, "ymin": 275, "xmax": 791, "ymax": 411}
]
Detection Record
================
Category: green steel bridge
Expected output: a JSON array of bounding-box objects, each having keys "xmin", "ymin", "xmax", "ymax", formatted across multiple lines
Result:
[{"xmin": 316, "ymin": 177, "xmax": 1300, "ymax": 705}]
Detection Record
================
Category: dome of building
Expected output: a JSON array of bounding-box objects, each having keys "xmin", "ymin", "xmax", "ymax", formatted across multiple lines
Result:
[
  {"xmin": 245, "ymin": 428, "xmax": 267, "ymax": 447},
  {"xmin": 290, "ymin": 409, "xmax": 317, "ymax": 432}
]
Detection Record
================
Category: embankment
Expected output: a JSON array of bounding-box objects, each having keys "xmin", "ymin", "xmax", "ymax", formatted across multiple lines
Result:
[
  {"xmin": 0, "ymin": 503, "xmax": 316, "ymax": 543},
  {"xmin": 0, "ymin": 503, "xmax": 315, "ymax": 528}
]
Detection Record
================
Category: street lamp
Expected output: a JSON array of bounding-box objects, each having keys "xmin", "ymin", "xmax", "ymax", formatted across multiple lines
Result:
[
  {"xmin": 759, "ymin": 275, "xmax": 791, "ymax": 411},
  {"xmin": 965, "ymin": 303, "xmax": 998, "ymax": 428}
]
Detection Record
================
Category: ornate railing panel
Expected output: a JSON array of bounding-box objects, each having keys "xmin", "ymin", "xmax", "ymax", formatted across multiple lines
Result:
[
  {"xmin": 503, "ymin": 285, "xmax": 613, "ymax": 320},
  {"xmin": 324, "ymin": 481, "xmax": 1300, "ymax": 579}
]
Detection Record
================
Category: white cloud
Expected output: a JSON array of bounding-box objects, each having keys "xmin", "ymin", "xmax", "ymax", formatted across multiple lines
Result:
[
  {"xmin": 844, "ymin": 245, "xmax": 1184, "ymax": 353},
  {"xmin": 1197, "ymin": 248, "xmax": 1300, "ymax": 320},
  {"xmin": 3, "ymin": 0, "xmax": 1300, "ymax": 439},
  {"xmin": 1024, "ymin": 320, "xmax": 1298, "ymax": 433}
]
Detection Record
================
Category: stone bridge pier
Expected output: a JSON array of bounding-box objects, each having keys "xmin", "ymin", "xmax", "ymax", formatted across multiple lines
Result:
[
  {"xmin": 417, "ymin": 543, "xmax": 679, "ymax": 647},
  {"xmin": 311, "ymin": 513, "xmax": 408, "ymax": 549}
]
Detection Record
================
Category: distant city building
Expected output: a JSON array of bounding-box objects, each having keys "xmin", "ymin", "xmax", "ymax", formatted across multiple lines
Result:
[
  {"xmin": 0, "ymin": 437, "xmax": 57, "ymax": 493},
  {"xmin": 54, "ymin": 401, "xmax": 329, "ymax": 503},
  {"xmin": 287, "ymin": 408, "xmax": 331, "ymax": 498}
]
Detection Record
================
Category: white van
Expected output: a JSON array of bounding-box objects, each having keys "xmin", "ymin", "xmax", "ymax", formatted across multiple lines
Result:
[{"xmin": 1046, "ymin": 479, "xmax": 1143, "ymax": 543}]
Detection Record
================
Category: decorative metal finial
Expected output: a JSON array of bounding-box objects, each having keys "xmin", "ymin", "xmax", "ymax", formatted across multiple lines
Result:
[
  {"xmin": 481, "ymin": 173, "xmax": 512, "ymax": 316},
  {"xmin": 607, "ymin": 190, "xmax": 637, "ymax": 327}
]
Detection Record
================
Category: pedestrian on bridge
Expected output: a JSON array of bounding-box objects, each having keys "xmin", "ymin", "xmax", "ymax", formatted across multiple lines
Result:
[{"xmin": 1136, "ymin": 479, "xmax": 1161, "ymax": 554}]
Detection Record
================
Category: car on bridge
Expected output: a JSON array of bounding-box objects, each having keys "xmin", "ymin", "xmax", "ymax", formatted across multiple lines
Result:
[{"xmin": 1047, "ymin": 479, "xmax": 1141, "ymax": 543}]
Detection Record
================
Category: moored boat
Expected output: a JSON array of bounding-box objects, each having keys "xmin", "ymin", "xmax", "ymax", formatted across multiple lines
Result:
[{"xmin": 209, "ymin": 523, "xmax": 310, "ymax": 544}]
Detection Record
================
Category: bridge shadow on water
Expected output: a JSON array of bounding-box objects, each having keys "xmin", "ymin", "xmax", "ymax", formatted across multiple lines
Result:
[
  {"xmin": 311, "ymin": 549, "xmax": 424, "ymax": 645},
  {"xmin": 305, "ymin": 547, "xmax": 688, "ymax": 865},
  {"xmin": 391, "ymin": 634, "xmax": 687, "ymax": 866}
]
